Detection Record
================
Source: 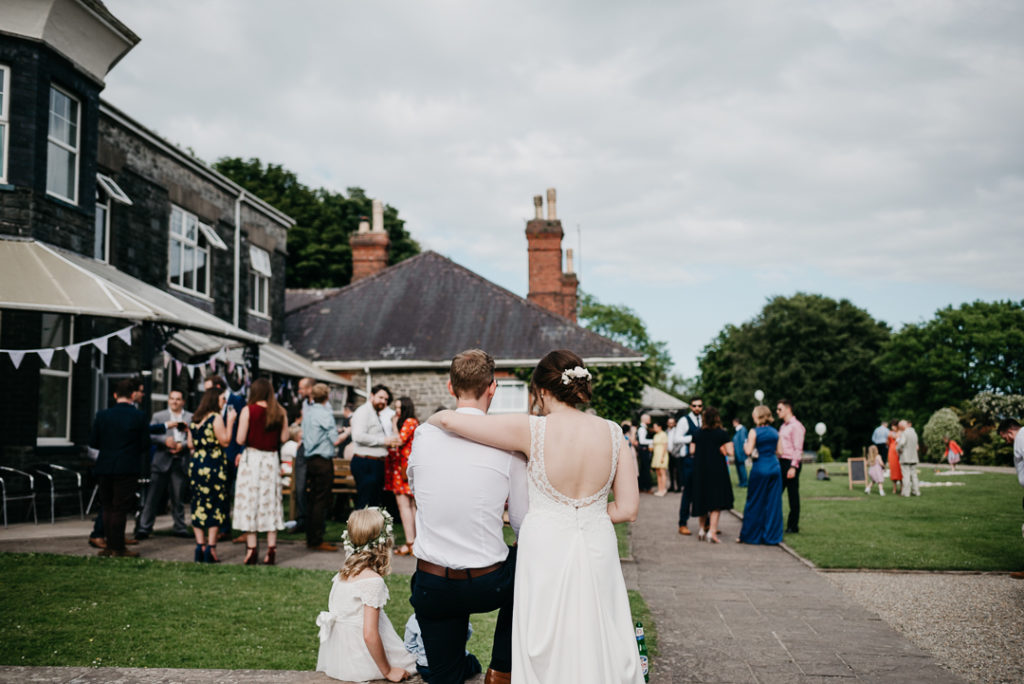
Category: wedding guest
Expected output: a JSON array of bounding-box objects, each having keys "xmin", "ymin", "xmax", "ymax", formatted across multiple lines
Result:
[
  {"xmin": 651, "ymin": 422, "xmax": 669, "ymax": 496},
  {"xmin": 691, "ymin": 406, "xmax": 734, "ymax": 544},
  {"xmin": 636, "ymin": 414, "xmax": 654, "ymax": 494},
  {"xmin": 203, "ymin": 374, "xmax": 245, "ymax": 540},
  {"xmin": 186, "ymin": 388, "xmax": 236, "ymax": 563},
  {"xmin": 897, "ymin": 419, "xmax": 921, "ymax": 497},
  {"xmin": 666, "ymin": 417, "xmax": 683, "ymax": 492},
  {"xmin": 676, "ymin": 399, "xmax": 703, "ymax": 536},
  {"xmin": 871, "ymin": 420, "xmax": 890, "ymax": 468},
  {"xmin": 234, "ymin": 378, "xmax": 289, "ymax": 565},
  {"xmin": 865, "ymin": 446, "xmax": 886, "ymax": 496},
  {"xmin": 350, "ymin": 384, "xmax": 393, "ymax": 509},
  {"xmin": 291, "ymin": 377, "xmax": 314, "ymax": 534},
  {"xmin": 738, "ymin": 405, "xmax": 783, "ymax": 545},
  {"xmin": 945, "ymin": 438, "xmax": 963, "ymax": 472},
  {"xmin": 135, "ymin": 389, "xmax": 192, "ymax": 540},
  {"xmin": 887, "ymin": 419, "xmax": 902, "ymax": 495},
  {"xmin": 386, "ymin": 396, "xmax": 419, "ymax": 556},
  {"xmin": 304, "ymin": 383, "xmax": 345, "ymax": 551},
  {"xmin": 731, "ymin": 417, "xmax": 749, "ymax": 487},
  {"xmin": 89, "ymin": 378, "xmax": 150, "ymax": 558},
  {"xmin": 776, "ymin": 399, "xmax": 805, "ymax": 534}
]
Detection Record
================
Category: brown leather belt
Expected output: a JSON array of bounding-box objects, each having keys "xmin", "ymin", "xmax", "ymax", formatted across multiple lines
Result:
[
  {"xmin": 353, "ymin": 454, "xmax": 385, "ymax": 461},
  {"xmin": 416, "ymin": 558, "xmax": 502, "ymax": 580}
]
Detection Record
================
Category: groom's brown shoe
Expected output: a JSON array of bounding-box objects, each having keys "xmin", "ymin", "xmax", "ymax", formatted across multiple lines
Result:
[
  {"xmin": 484, "ymin": 669, "xmax": 511, "ymax": 684},
  {"xmin": 678, "ymin": 525, "xmax": 692, "ymax": 535}
]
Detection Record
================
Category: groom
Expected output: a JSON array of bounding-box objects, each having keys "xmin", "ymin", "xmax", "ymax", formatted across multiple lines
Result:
[{"xmin": 408, "ymin": 349, "xmax": 528, "ymax": 684}]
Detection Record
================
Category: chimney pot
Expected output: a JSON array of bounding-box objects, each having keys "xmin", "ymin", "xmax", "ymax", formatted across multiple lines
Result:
[
  {"xmin": 533, "ymin": 195, "xmax": 543, "ymax": 220},
  {"xmin": 358, "ymin": 217, "xmax": 370, "ymax": 233},
  {"xmin": 546, "ymin": 188, "xmax": 557, "ymax": 220},
  {"xmin": 372, "ymin": 199, "xmax": 384, "ymax": 233},
  {"xmin": 565, "ymin": 248, "xmax": 574, "ymax": 274}
]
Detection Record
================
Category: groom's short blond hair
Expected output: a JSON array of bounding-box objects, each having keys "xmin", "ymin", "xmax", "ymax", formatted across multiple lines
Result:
[{"xmin": 450, "ymin": 349, "xmax": 494, "ymax": 399}]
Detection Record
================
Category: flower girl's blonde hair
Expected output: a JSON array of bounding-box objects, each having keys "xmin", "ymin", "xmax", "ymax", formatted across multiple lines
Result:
[{"xmin": 339, "ymin": 508, "xmax": 393, "ymax": 579}]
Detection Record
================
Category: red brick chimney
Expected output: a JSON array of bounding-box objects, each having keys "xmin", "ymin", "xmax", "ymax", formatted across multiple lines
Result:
[
  {"xmin": 350, "ymin": 199, "xmax": 390, "ymax": 282},
  {"xmin": 526, "ymin": 188, "xmax": 578, "ymax": 322}
]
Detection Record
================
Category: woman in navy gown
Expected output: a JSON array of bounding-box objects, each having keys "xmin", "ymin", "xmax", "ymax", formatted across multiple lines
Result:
[{"xmin": 738, "ymin": 405, "xmax": 783, "ymax": 545}]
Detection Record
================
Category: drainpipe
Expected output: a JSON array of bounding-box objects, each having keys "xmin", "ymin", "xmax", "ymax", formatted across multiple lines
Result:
[
  {"xmin": 365, "ymin": 365, "xmax": 372, "ymax": 400},
  {"xmin": 233, "ymin": 191, "xmax": 243, "ymax": 327}
]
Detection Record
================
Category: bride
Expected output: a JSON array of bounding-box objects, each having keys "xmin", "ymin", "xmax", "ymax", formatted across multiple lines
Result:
[{"xmin": 431, "ymin": 349, "xmax": 644, "ymax": 684}]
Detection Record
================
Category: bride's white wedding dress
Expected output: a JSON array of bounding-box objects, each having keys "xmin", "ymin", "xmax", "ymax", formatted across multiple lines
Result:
[{"xmin": 512, "ymin": 415, "xmax": 645, "ymax": 684}]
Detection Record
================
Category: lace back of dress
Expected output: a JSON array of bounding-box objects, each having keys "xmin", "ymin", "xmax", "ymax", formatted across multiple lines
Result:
[{"xmin": 528, "ymin": 415, "xmax": 621, "ymax": 509}]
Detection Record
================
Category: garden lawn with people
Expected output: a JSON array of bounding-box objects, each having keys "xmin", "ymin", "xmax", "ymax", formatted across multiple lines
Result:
[{"xmin": 730, "ymin": 462, "xmax": 1024, "ymax": 571}]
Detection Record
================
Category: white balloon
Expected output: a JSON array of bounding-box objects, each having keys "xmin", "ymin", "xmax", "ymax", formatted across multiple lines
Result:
[
  {"xmin": 754, "ymin": 389, "xmax": 765, "ymax": 402},
  {"xmin": 815, "ymin": 422, "xmax": 827, "ymax": 436}
]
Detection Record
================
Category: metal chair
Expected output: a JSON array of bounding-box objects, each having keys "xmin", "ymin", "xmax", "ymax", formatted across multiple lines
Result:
[
  {"xmin": 29, "ymin": 463, "xmax": 84, "ymax": 523},
  {"xmin": 0, "ymin": 466, "xmax": 38, "ymax": 527}
]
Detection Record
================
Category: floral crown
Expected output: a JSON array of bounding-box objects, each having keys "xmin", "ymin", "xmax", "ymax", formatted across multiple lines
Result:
[
  {"xmin": 561, "ymin": 365, "xmax": 592, "ymax": 385},
  {"xmin": 341, "ymin": 507, "xmax": 394, "ymax": 555}
]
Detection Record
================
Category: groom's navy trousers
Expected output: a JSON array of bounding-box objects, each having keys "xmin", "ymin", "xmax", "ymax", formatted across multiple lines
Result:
[{"xmin": 410, "ymin": 546, "xmax": 517, "ymax": 683}]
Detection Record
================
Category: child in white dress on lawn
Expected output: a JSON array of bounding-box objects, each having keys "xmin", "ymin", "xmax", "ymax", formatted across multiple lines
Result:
[
  {"xmin": 315, "ymin": 508, "xmax": 416, "ymax": 683},
  {"xmin": 865, "ymin": 446, "xmax": 886, "ymax": 496}
]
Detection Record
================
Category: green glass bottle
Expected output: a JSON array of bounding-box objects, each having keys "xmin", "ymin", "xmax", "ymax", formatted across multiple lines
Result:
[{"xmin": 635, "ymin": 621, "xmax": 649, "ymax": 682}]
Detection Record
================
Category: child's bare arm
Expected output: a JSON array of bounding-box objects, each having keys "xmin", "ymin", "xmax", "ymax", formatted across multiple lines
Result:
[{"xmin": 362, "ymin": 605, "xmax": 407, "ymax": 681}]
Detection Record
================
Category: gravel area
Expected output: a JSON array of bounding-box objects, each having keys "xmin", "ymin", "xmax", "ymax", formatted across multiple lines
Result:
[{"xmin": 826, "ymin": 572, "xmax": 1024, "ymax": 684}]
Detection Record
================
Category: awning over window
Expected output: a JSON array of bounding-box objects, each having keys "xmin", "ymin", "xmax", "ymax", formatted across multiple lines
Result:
[{"xmin": 0, "ymin": 236, "xmax": 264, "ymax": 344}]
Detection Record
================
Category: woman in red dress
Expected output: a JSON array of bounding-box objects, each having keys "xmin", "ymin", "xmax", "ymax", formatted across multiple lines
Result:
[
  {"xmin": 887, "ymin": 423, "xmax": 902, "ymax": 495},
  {"xmin": 385, "ymin": 396, "xmax": 418, "ymax": 556}
]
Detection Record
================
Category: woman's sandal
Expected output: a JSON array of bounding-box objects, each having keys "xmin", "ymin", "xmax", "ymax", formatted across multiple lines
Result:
[
  {"xmin": 243, "ymin": 543, "xmax": 259, "ymax": 566},
  {"xmin": 204, "ymin": 544, "xmax": 221, "ymax": 563},
  {"xmin": 263, "ymin": 546, "xmax": 276, "ymax": 566}
]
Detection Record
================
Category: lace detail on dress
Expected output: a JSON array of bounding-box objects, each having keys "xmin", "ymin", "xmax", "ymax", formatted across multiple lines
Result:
[
  {"xmin": 344, "ymin": 575, "xmax": 389, "ymax": 609},
  {"xmin": 528, "ymin": 416, "xmax": 621, "ymax": 509}
]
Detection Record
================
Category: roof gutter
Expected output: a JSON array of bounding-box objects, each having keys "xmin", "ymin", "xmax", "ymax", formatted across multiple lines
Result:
[{"xmin": 314, "ymin": 356, "xmax": 646, "ymax": 372}]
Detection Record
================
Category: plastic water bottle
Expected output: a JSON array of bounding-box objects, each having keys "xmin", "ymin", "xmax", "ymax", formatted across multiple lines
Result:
[{"xmin": 635, "ymin": 621, "xmax": 649, "ymax": 682}]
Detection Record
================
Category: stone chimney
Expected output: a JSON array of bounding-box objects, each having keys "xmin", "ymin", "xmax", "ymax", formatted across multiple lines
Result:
[
  {"xmin": 525, "ymin": 188, "xmax": 578, "ymax": 322},
  {"xmin": 350, "ymin": 198, "xmax": 390, "ymax": 282}
]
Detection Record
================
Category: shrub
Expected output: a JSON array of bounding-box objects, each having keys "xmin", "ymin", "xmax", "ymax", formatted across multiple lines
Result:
[
  {"xmin": 817, "ymin": 445, "xmax": 833, "ymax": 463},
  {"xmin": 922, "ymin": 408, "xmax": 964, "ymax": 462},
  {"xmin": 969, "ymin": 429, "xmax": 1014, "ymax": 466}
]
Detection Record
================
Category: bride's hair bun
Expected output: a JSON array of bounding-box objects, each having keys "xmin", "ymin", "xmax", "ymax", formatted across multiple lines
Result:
[{"xmin": 531, "ymin": 349, "xmax": 592, "ymax": 407}]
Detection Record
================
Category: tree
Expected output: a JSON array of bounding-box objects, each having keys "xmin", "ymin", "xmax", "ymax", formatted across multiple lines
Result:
[
  {"xmin": 576, "ymin": 291, "xmax": 674, "ymax": 422},
  {"xmin": 880, "ymin": 300, "xmax": 1024, "ymax": 427},
  {"xmin": 698, "ymin": 293, "xmax": 891, "ymax": 458},
  {"xmin": 213, "ymin": 157, "xmax": 419, "ymax": 288}
]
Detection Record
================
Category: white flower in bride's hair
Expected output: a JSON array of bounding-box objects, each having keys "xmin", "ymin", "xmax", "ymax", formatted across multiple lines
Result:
[{"xmin": 560, "ymin": 366, "xmax": 592, "ymax": 385}]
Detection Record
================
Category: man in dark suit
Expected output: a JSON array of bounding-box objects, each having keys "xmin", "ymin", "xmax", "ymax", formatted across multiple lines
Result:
[
  {"xmin": 89, "ymin": 377, "xmax": 150, "ymax": 557},
  {"xmin": 677, "ymin": 398, "xmax": 703, "ymax": 535},
  {"xmin": 204, "ymin": 374, "xmax": 245, "ymax": 539},
  {"xmin": 135, "ymin": 389, "xmax": 192, "ymax": 539}
]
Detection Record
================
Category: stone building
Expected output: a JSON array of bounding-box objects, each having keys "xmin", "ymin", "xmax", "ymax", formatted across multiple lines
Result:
[
  {"xmin": 285, "ymin": 190, "xmax": 643, "ymax": 413},
  {"xmin": 0, "ymin": 1, "xmax": 345, "ymax": 485}
]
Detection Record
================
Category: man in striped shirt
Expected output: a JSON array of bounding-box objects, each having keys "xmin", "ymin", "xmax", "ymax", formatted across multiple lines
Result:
[{"xmin": 776, "ymin": 399, "xmax": 805, "ymax": 534}]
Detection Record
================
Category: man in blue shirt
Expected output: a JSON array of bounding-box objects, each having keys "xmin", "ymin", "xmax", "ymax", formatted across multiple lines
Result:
[
  {"xmin": 871, "ymin": 421, "xmax": 890, "ymax": 464},
  {"xmin": 302, "ymin": 383, "xmax": 344, "ymax": 551},
  {"xmin": 732, "ymin": 417, "xmax": 749, "ymax": 487}
]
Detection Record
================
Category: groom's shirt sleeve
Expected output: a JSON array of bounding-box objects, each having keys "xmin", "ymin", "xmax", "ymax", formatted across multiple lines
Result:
[{"xmin": 507, "ymin": 453, "xmax": 528, "ymax": 537}]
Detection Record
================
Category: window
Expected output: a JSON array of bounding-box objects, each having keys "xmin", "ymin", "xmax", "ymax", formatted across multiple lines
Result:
[
  {"xmin": 38, "ymin": 314, "xmax": 73, "ymax": 444},
  {"xmin": 168, "ymin": 205, "xmax": 225, "ymax": 296},
  {"xmin": 248, "ymin": 245, "xmax": 272, "ymax": 316},
  {"xmin": 94, "ymin": 174, "xmax": 132, "ymax": 262},
  {"xmin": 490, "ymin": 380, "xmax": 529, "ymax": 414},
  {"xmin": 46, "ymin": 85, "xmax": 80, "ymax": 203},
  {"xmin": 0, "ymin": 65, "xmax": 9, "ymax": 184}
]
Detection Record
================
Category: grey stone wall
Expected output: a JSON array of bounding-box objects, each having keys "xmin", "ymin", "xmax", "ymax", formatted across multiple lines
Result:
[{"xmin": 349, "ymin": 370, "xmax": 456, "ymax": 415}]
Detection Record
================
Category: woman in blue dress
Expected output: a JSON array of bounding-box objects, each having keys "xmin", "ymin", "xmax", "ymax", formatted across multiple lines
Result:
[{"xmin": 738, "ymin": 405, "xmax": 783, "ymax": 545}]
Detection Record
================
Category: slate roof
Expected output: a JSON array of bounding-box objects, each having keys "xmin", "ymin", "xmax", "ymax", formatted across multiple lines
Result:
[{"xmin": 284, "ymin": 251, "xmax": 642, "ymax": 367}]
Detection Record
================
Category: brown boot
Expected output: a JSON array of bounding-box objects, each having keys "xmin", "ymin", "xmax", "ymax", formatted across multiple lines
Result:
[
  {"xmin": 678, "ymin": 525, "xmax": 691, "ymax": 536},
  {"xmin": 484, "ymin": 669, "xmax": 511, "ymax": 684}
]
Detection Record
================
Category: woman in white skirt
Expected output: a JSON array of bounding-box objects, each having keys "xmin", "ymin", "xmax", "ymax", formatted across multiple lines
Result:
[{"xmin": 234, "ymin": 377, "xmax": 289, "ymax": 565}]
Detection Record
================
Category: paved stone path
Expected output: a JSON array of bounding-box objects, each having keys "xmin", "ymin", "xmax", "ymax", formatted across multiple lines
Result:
[
  {"xmin": 0, "ymin": 494, "xmax": 967, "ymax": 683},
  {"xmin": 631, "ymin": 492, "xmax": 963, "ymax": 683}
]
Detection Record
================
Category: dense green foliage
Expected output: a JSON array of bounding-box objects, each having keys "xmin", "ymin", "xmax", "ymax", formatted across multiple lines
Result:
[
  {"xmin": 698, "ymin": 293, "xmax": 890, "ymax": 458},
  {"xmin": 577, "ymin": 291, "xmax": 674, "ymax": 422},
  {"xmin": 731, "ymin": 464, "xmax": 1024, "ymax": 570},
  {"xmin": 213, "ymin": 157, "xmax": 420, "ymax": 288},
  {"xmin": 922, "ymin": 408, "xmax": 964, "ymax": 461},
  {"xmin": 879, "ymin": 300, "xmax": 1024, "ymax": 427}
]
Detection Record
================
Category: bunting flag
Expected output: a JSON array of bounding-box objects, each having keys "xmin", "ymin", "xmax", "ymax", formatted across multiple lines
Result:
[
  {"xmin": 93, "ymin": 336, "xmax": 109, "ymax": 355},
  {"xmin": 65, "ymin": 343, "xmax": 82, "ymax": 363},
  {"xmin": 9, "ymin": 351, "xmax": 25, "ymax": 369},
  {"xmin": 162, "ymin": 351, "xmax": 172, "ymax": 368},
  {"xmin": 115, "ymin": 327, "xmax": 133, "ymax": 345},
  {"xmin": 175, "ymin": 360, "xmax": 183, "ymax": 375},
  {"xmin": 37, "ymin": 349, "xmax": 54, "ymax": 368},
  {"xmin": 0, "ymin": 324, "xmax": 137, "ymax": 370}
]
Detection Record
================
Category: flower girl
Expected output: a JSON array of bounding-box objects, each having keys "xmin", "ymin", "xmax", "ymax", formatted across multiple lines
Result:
[
  {"xmin": 315, "ymin": 508, "xmax": 416, "ymax": 682},
  {"xmin": 865, "ymin": 446, "xmax": 886, "ymax": 496}
]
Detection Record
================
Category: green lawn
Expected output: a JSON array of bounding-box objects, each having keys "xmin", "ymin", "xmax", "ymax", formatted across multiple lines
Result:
[
  {"xmin": 0, "ymin": 551, "xmax": 654, "ymax": 670},
  {"xmin": 729, "ymin": 462, "xmax": 1024, "ymax": 570}
]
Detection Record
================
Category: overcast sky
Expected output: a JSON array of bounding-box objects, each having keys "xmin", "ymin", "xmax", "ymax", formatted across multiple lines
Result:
[{"xmin": 102, "ymin": 0, "xmax": 1024, "ymax": 379}]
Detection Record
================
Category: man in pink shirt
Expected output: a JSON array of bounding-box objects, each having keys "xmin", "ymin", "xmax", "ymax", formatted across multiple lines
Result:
[{"xmin": 776, "ymin": 399, "xmax": 805, "ymax": 534}]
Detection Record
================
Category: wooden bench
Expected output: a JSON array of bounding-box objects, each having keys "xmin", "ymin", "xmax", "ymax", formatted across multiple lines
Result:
[{"xmin": 285, "ymin": 458, "xmax": 358, "ymax": 521}]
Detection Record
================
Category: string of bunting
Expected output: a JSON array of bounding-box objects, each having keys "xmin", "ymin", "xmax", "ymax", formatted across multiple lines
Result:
[{"xmin": 0, "ymin": 324, "xmax": 136, "ymax": 370}]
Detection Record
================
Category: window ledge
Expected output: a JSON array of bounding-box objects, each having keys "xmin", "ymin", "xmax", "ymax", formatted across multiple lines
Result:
[
  {"xmin": 168, "ymin": 283, "xmax": 214, "ymax": 302},
  {"xmin": 36, "ymin": 438, "xmax": 74, "ymax": 447},
  {"xmin": 0, "ymin": 182, "xmax": 13, "ymax": 191},
  {"xmin": 45, "ymin": 191, "xmax": 79, "ymax": 208},
  {"xmin": 247, "ymin": 309, "xmax": 272, "ymax": 321}
]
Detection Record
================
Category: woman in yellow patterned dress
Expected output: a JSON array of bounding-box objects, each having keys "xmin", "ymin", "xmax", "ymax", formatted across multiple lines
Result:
[{"xmin": 187, "ymin": 388, "xmax": 235, "ymax": 563}]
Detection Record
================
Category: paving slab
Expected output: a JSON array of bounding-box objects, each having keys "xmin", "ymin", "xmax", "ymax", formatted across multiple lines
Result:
[{"xmin": 632, "ymin": 492, "xmax": 964, "ymax": 684}]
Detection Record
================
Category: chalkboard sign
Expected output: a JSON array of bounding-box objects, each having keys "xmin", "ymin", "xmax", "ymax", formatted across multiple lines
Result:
[{"xmin": 848, "ymin": 457, "xmax": 867, "ymax": 490}]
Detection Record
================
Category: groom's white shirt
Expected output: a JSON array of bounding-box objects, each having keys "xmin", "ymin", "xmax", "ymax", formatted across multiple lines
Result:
[{"xmin": 409, "ymin": 407, "xmax": 528, "ymax": 570}]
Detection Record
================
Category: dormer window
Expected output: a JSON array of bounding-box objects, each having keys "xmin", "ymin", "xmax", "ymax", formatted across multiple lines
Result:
[{"xmin": 46, "ymin": 85, "xmax": 80, "ymax": 203}]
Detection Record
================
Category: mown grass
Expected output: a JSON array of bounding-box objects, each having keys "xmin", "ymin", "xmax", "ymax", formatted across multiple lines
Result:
[
  {"xmin": 729, "ymin": 462, "xmax": 1024, "ymax": 570},
  {"xmin": 0, "ymin": 551, "xmax": 654, "ymax": 669}
]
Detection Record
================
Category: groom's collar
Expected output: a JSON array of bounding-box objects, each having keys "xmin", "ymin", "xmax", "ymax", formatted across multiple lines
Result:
[{"xmin": 455, "ymin": 407, "xmax": 485, "ymax": 415}]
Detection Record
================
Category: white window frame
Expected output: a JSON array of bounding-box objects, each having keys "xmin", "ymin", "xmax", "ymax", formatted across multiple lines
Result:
[
  {"xmin": 96, "ymin": 173, "xmax": 133, "ymax": 206},
  {"xmin": 489, "ymin": 379, "xmax": 529, "ymax": 414},
  {"xmin": 94, "ymin": 189, "xmax": 110, "ymax": 262},
  {"xmin": 0, "ymin": 65, "xmax": 10, "ymax": 185},
  {"xmin": 168, "ymin": 205, "xmax": 213, "ymax": 297},
  {"xmin": 37, "ymin": 314, "xmax": 74, "ymax": 446},
  {"xmin": 46, "ymin": 84, "xmax": 80, "ymax": 204},
  {"xmin": 248, "ymin": 245, "xmax": 272, "ymax": 317}
]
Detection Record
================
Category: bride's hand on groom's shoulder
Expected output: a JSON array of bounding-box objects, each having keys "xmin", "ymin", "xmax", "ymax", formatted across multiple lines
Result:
[{"xmin": 426, "ymin": 409, "xmax": 453, "ymax": 429}]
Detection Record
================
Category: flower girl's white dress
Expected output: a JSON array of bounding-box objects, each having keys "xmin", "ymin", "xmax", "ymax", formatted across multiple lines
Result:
[{"xmin": 316, "ymin": 574, "xmax": 416, "ymax": 682}]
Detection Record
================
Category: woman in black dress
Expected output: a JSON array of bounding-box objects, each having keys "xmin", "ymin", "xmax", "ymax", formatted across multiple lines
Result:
[{"xmin": 690, "ymin": 406, "xmax": 735, "ymax": 544}]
